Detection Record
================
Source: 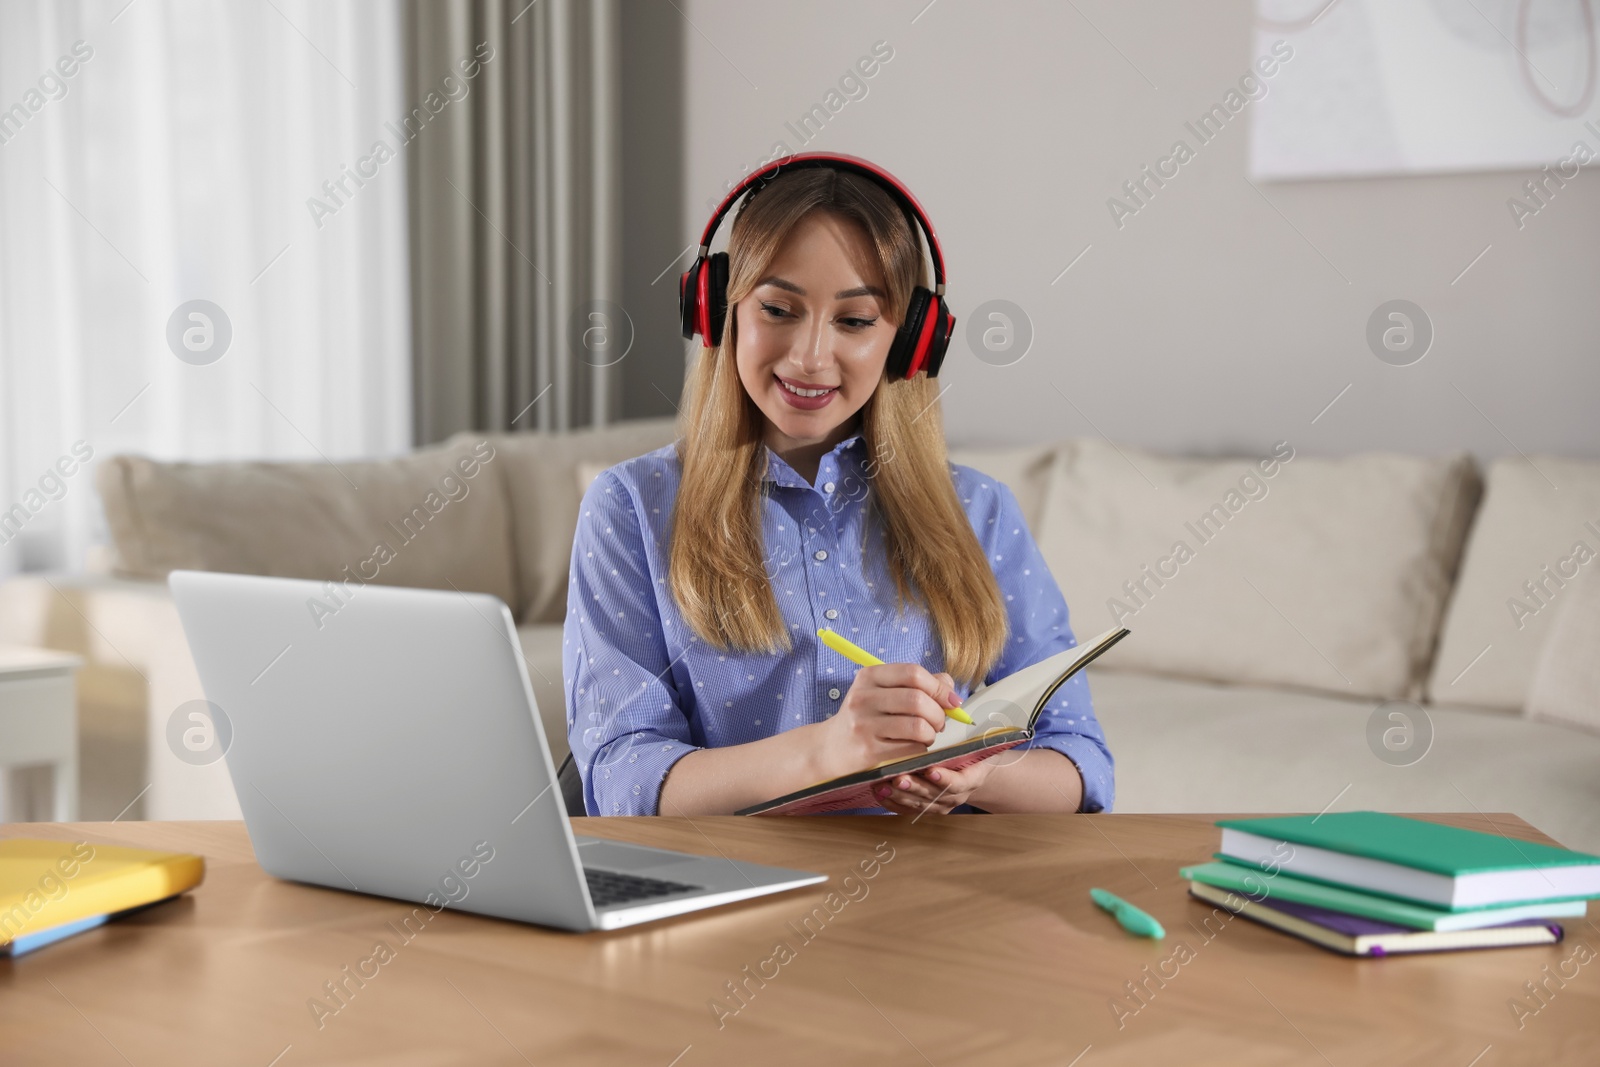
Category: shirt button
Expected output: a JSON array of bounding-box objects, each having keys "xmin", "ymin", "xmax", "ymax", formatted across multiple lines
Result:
[
  {"xmin": 824, "ymin": 608, "xmax": 839, "ymax": 620},
  {"xmin": 813, "ymin": 550, "xmax": 828, "ymax": 561},
  {"xmin": 823, "ymin": 481, "xmax": 835, "ymax": 493},
  {"xmin": 828, "ymin": 687, "xmax": 841, "ymax": 699}
]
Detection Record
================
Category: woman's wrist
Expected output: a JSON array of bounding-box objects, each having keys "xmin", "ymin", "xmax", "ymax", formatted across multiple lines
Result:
[
  {"xmin": 795, "ymin": 720, "xmax": 835, "ymax": 784},
  {"xmin": 657, "ymin": 721, "xmax": 834, "ymax": 816},
  {"xmin": 966, "ymin": 749, "xmax": 1084, "ymax": 813}
]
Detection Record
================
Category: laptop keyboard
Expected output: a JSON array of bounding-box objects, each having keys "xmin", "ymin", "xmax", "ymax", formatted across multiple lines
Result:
[{"xmin": 583, "ymin": 867, "xmax": 703, "ymax": 908}]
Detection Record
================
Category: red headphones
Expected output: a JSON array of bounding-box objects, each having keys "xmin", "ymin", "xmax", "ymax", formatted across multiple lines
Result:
[{"xmin": 679, "ymin": 152, "xmax": 956, "ymax": 380}]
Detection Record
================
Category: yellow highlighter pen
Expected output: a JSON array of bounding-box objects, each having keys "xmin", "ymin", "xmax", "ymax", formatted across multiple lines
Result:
[{"xmin": 816, "ymin": 628, "xmax": 975, "ymax": 725}]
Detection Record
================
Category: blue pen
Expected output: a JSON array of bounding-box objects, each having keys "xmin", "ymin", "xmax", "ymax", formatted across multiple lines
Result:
[{"xmin": 1090, "ymin": 887, "xmax": 1165, "ymax": 939}]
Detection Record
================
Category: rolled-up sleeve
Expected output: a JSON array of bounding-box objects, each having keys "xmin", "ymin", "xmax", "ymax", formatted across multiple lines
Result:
[
  {"xmin": 976, "ymin": 478, "xmax": 1115, "ymax": 813},
  {"xmin": 563, "ymin": 470, "xmax": 698, "ymax": 815}
]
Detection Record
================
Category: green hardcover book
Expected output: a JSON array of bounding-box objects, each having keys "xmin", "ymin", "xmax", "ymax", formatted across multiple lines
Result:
[
  {"xmin": 1179, "ymin": 862, "xmax": 1589, "ymax": 933},
  {"xmin": 1214, "ymin": 812, "xmax": 1600, "ymax": 910}
]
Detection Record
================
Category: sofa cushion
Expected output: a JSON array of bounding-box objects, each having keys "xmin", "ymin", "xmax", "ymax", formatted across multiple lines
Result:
[
  {"xmin": 1037, "ymin": 439, "xmax": 1480, "ymax": 700},
  {"xmin": 517, "ymin": 622, "xmax": 570, "ymax": 762},
  {"xmin": 96, "ymin": 439, "xmax": 517, "ymax": 607},
  {"xmin": 577, "ymin": 460, "xmax": 608, "ymax": 500},
  {"xmin": 1524, "ymin": 565, "xmax": 1600, "ymax": 735},
  {"xmin": 468, "ymin": 418, "xmax": 678, "ymax": 624},
  {"xmin": 1426, "ymin": 456, "xmax": 1600, "ymax": 709},
  {"xmin": 1090, "ymin": 667, "xmax": 1600, "ymax": 853},
  {"xmin": 945, "ymin": 444, "xmax": 1056, "ymax": 533}
]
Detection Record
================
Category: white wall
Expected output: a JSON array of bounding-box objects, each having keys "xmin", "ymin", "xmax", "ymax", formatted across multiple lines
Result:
[{"xmin": 676, "ymin": 0, "xmax": 1600, "ymax": 461}]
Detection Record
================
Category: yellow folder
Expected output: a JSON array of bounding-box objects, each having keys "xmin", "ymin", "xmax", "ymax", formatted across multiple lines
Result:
[{"xmin": 1, "ymin": 838, "xmax": 205, "ymax": 946}]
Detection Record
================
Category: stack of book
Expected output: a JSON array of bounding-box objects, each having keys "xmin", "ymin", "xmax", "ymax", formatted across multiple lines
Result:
[
  {"xmin": 1, "ymin": 838, "xmax": 205, "ymax": 958},
  {"xmin": 1179, "ymin": 812, "xmax": 1600, "ymax": 957}
]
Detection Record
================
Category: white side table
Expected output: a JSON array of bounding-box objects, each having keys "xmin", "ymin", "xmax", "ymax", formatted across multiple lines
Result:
[{"xmin": 0, "ymin": 647, "xmax": 82, "ymax": 822}]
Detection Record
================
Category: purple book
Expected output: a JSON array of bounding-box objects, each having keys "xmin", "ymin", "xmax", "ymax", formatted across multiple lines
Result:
[{"xmin": 1189, "ymin": 882, "xmax": 1566, "ymax": 956}]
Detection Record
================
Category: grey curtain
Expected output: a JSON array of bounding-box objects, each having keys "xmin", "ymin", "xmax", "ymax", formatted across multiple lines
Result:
[{"xmin": 404, "ymin": 0, "xmax": 621, "ymax": 444}]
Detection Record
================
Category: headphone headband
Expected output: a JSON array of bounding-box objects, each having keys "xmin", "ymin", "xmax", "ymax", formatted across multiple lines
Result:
[{"xmin": 696, "ymin": 152, "xmax": 946, "ymax": 295}]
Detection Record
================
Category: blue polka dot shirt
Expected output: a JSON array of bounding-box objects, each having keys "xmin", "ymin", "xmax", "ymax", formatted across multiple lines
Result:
[{"xmin": 562, "ymin": 430, "xmax": 1114, "ymax": 816}]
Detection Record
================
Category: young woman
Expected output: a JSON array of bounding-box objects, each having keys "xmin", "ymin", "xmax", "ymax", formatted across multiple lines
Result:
[{"xmin": 562, "ymin": 157, "xmax": 1112, "ymax": 817}]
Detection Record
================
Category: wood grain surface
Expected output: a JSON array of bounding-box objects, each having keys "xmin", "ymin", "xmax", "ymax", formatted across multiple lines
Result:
[{"xmin": 2, "ymin": 813, "xmax": 1595, "ymax": 1066}]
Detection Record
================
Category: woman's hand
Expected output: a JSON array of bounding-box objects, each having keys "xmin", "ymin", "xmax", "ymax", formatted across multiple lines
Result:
[
  {"xmin": 810, "ymin": 663, "xmax": 964, "ymax": 782},
  {"xmin": 876, "ymin": 759, "xmax": 995, "ymax": 816}
]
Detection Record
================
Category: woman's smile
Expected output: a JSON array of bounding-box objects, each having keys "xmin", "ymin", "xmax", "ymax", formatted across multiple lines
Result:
[{"xmin": 773, "ymin": 372, "xmax": 839, "ymax": 409}]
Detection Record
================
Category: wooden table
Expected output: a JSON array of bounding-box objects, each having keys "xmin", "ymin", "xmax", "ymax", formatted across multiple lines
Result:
[{"xmin": 2, "ymin": 814, "xmax": 1595, "ymax": 1066}]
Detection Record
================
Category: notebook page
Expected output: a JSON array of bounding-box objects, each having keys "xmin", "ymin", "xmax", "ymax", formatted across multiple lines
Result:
[{"xmin": 923, "ymin": 628, "xmax": 1127, "ymax": 754}]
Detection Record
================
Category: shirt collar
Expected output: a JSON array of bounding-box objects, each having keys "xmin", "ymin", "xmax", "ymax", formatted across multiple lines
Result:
[{"xmin": 761, "ymin": 431, "xmax": 866, "ymax": 488}]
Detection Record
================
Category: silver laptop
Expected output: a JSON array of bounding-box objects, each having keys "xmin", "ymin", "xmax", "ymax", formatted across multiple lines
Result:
[{"xmin": 168, "ymin": 570, "xmax": 825, "ymax": 931}]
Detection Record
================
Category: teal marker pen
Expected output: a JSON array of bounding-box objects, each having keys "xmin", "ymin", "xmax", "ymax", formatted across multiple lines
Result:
[{"xmin": 1090, "ymin": 887, "xmax": 1165, "ymax": 939}]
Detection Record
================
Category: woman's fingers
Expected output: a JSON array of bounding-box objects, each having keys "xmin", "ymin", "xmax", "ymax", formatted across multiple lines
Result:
[
  {"xmin": 888, "ymin": 773, "xmax": 944, "ymax": 801},
  {"xmin": 875, "ymin": 780, "xmax": 935, "ymax": 815},
  {"xmin": 875, "ymin": 772, "xmax": 960, "ymax": 815},
  {"xmin": 874, "ymin": 759, "xmax": 998, "ymax": 813},
  {"xmin": 878, "ymin": 788, "xmax": 949, "ymax": 815},
  {"xmin": 872, "ymin": 710, "xmax": 938, "ymax": 747},
  {"xmin": 870, "ymin": 685, "xmax": 950, "ymax": 735},
  {"xmin": 850, "ymin": 667, "xmax": 977, "ymax": 816},
  {"xmin": 862, "ymin": 663, "xmax": 960, "ymax": 710},
  {"xmin": 875, "ymin": 791, "xmax": 922, "ymax": 817},
  {"xmin": 920, "ymin": 764, "xmax": 975, "ymax": 793},
  {"xmin": 831, "ymin": 662, "xmax": 972, "ymax": 782},
  {"xmin": 845, "ymin": 663, "xmax": 963, "ymax": 758}
]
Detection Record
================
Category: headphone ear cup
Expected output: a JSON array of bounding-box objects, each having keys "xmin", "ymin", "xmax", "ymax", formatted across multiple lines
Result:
[
  {"xmin": 705, "ymin": 252, "xmax": 730, "ymax": 346},
  {"xmin": 923, "ymin": 302, "xmax": 955, "ymax": 378},
  {"xmin": 888, "ymin": 287, "xmax": 932, "ymax": 381},
  {"xmin": 679, "ymin": 259, "xmax": 701, "ymax": 341}
]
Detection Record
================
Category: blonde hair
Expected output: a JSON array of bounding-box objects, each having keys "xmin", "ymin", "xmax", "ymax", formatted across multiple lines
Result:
[{"xmin": 668, "ymin": 167, "xmax": 1008, "ymax": 689}]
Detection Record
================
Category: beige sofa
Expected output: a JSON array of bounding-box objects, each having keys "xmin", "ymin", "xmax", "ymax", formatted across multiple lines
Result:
[{"xmin": 3, "ymin": 418, "xmax": 1598, "ymax": 851}]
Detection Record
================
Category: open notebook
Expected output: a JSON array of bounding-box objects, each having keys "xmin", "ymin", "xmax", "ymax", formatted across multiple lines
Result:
[{"xmin": 738, "ymin": 626, "xmax": 1130, "ymax": 816}]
